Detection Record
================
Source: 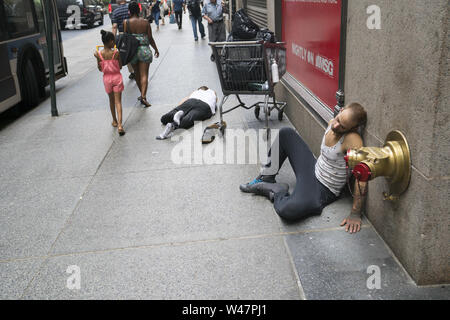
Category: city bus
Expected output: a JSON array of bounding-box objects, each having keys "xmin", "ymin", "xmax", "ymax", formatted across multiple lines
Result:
[{"xmin": 0, "ymin": 0, "xmax": 67, "ymax": 114}]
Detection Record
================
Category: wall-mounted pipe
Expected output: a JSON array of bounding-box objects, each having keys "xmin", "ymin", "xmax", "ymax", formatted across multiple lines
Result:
[{"xmin": 344, "ymin": 130, "xmax": 411, "ymax": 201}]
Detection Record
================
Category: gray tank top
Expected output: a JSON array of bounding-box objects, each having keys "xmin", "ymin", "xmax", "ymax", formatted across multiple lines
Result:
[{"xmin": 314, "ymin": 125, "xmax": 348, "ymax": 196}]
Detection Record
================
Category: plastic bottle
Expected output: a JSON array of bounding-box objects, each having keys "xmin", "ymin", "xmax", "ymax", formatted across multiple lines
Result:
[{"xmin": 271, "ymin": 58, "xmax": 279, "ymax": 83}]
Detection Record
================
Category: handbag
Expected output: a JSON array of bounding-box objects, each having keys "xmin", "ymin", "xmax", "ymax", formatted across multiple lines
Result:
[
  {"xmin": 117, "ymin": 20, "xmax": 139, "ymax": 65},
  {"xmin": 169, "ymin": 13, "xmax": 176, "ymax": 24}
]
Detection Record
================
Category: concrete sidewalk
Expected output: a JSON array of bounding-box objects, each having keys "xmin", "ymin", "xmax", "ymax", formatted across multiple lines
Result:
[{"xmin": 0, "ymin": 13, "xmax": 448, "ymax": 300}]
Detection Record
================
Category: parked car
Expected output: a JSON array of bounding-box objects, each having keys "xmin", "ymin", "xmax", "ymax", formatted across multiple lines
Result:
[{"xmin": 56, "ymin": 0, "xmax": 104, "ymax": 29}]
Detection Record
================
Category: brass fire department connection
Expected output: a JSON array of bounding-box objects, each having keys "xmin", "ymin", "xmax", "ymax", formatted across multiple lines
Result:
[{"xmin": 346, "ymin": 130, "xmax": 411, "ymax": 200}]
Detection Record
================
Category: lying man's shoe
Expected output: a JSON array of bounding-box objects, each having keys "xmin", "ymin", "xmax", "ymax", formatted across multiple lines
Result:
[{"xmin": 239, "ymin": 174, "xmax": 276, "ymax": 193}]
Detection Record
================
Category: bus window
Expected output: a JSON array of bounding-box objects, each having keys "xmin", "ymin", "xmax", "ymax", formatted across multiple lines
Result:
[
  {"xmin": 33, "ymin": 0, "xmax": 45, "ymax": 35},
  {"xmin": 4, "ymin": 0, "xmax": 38, "ymax": 38},
  {"xmin": 0, "ymin": 3, "xmax": 8, "ymax": 41}
]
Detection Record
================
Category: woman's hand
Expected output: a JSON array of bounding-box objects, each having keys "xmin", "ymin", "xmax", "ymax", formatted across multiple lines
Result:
[{"xmin": 154, "ymin": 49, "xmax": 160, "ymax": 58}]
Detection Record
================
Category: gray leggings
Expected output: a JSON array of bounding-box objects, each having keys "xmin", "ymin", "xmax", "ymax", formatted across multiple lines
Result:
[{"xmin": 262, "ymin": 127, "xmax": 338, "ymax": 221}]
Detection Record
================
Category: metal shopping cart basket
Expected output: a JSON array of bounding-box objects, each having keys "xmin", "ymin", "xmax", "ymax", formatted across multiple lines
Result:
[{"xmin": 209, "ymin": 41, "xmax": 287, "ymax": 138}]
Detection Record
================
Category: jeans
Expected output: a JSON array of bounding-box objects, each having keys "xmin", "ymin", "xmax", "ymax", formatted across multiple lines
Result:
[
  {"xmin": 153, "ymin": 11, "xmax": 160, "ymax": 26},
  {"xmin": 189, "ymin": 15, "xmax": 205, "ymax": 40}
]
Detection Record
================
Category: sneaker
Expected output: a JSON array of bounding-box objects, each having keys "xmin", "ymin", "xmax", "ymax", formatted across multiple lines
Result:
[
  {"xmin": 194, "ymin": 38, "xmax": 198, "ymax": 41},
  {"xmin": 239, "ymin": 174, "xmax": 276, "ymax": 193},
  {"xmin": 201, "ymin": 35, "xmax": 206, "ymax": 40}
]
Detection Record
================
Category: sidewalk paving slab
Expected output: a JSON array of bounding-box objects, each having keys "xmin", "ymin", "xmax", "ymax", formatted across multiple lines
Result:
[
  {"xmin": 24, "ymin": 237, "xmax": 300, "ymax": 300},
  {"xmin": 49, "ymin": 165, "xmax": 282, "ymax": 255},
  {"xmin": 0, "ymin": 177, "xmax": 90, "ymax": 260},
  {"xmin": 287, "ymin": 228, "xmax": 450, "ymax": 300}
]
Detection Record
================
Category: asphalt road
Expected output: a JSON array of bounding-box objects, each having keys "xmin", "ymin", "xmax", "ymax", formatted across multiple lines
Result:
[{"xmin": 61, "ymin": 15, "xmax": 112, "ymax": 42}]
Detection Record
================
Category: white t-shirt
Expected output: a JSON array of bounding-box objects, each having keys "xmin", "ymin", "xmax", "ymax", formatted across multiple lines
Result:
[{"xmin": 189, "ymin": 89, "xmax": 217, "ymax": 115}]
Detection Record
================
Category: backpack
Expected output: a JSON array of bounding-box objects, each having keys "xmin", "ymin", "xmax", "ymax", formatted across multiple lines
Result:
[{"xmin": 187, "ymin": 0, "xmax": 201, "ymax": 17}]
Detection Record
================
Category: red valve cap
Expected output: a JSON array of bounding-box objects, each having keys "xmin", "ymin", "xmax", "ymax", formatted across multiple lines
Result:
[{"xmin": 352, "ymin": 163, "xmax": 372, "ymax": 182}]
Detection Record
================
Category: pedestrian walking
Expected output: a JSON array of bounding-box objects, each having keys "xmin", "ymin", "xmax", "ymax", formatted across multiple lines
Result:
[
  {"xmin": 171, "ymin": 0, "xmax": 186, "ymax": 29},
  {"xmin": 151, "ymin": 0, "xmax": 162, "ymax": 31},
  {"xmin": 202, "ymin": 0, "xmax": 225, "ymax": 61},
  {"xmin": 160, "ymin": 0, "xmax": 167, "ymax": 25},
  {"xmin": 186, "ymin": 0, "xmax": 205, "ymax": 41},
  {"xmin": 94, "ymin": 30, "xmax": 125, "ymax": 136},
  {"xmin": 124, "ymin": 1, "xmax": 160, "ymax": 107},
  {"xmin": 111, "ymin": 0, "xmax": 135, "ymax": 80}
]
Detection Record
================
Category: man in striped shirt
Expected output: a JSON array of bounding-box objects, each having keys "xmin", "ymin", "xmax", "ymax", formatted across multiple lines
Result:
[{"xmin": 111, "ymin": 0, "xmax": 135, "ymax": 79}]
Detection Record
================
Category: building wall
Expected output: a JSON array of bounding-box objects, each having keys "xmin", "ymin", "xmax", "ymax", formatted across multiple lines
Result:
[{"xmin": 274, "ymin": 0, "xmax": 449, "ymax": 285}]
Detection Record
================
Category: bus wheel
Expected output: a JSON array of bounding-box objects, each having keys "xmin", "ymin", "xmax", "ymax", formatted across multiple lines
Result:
[{"xmin": 20, "ymin": 60, "xmax": 40, "ymax": 111}]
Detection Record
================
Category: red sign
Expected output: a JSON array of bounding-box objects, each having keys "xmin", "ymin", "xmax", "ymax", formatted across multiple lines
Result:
[{"xmin": 282, "ymin": 0, "xmax": 342, "ymax": 111}]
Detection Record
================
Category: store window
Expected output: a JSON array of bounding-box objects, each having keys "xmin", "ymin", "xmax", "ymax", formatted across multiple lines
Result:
[{"xmin": 282, "ymin": 0, "xmax": 345, "ymax": 118}]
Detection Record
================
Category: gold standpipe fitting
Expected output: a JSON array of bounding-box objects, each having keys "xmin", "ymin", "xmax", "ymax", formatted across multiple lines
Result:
[{"xmin": 346, "ymin": 130, "xmax": 411, "ymax": 200}]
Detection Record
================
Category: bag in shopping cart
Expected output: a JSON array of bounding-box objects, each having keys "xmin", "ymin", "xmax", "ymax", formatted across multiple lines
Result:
[
  {"xmin": 231, "ymin": 9, "xmax": 260, "ymax": 40},
  {"xmin": 256, "ymin": 28, "xmax": 277, "ymax": 43}
]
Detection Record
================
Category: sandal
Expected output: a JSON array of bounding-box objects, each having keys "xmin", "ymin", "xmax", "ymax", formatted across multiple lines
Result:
[
  {"xmin": 201, "ymin": 121, "xmax": 226, "ymax": 144},
  {"xmin": 140, "ymin": 97, "xmax": 151, "ymax": 108},
  {"xmin": 118, "ymin": 126, "xmax": 126, "ymax": 136}
]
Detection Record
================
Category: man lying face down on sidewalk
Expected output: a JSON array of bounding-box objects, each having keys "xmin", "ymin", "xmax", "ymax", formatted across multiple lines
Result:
[
  {"xmin": 156, "ymin": 86, "xmax": 218, "ymax": 139},
  {"xmin": 240, "ymin": 103, "xmax": 368, "ymax": 234}
]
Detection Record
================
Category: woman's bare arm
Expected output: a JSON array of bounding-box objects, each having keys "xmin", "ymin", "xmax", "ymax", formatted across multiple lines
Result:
[{"xmin": 147, "ymin": 21, "xmax": 160, "ymax": 57}]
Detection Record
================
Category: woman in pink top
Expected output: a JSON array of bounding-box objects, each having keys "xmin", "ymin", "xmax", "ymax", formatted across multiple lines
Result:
[{"xmin": 94, "ymin": 30, "xmax": 125, "ymax": 135}]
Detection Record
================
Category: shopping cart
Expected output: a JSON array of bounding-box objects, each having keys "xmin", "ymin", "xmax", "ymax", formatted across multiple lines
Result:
[{"xmin": 209, "ymin": 40, "xmax": 287, "ymax": 138}]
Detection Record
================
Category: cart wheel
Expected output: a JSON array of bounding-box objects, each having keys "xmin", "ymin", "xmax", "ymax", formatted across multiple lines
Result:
[
  {"xmin": 254, "ymin": 106, "xmax": 260, "ymax": 119},
  {"xmin": 278, "ymin": 109, "xmax": 284, "ymax": 121}
]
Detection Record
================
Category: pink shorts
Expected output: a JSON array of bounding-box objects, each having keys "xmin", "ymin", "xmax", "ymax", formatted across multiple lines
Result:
[{"xmin": 103, "ymin": 73, "xmax": 124, "ymax": 94}]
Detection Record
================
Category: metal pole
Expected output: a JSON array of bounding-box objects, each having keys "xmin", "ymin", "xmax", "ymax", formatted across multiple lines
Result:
[{"xmin": 44, "ymin": 0, "xmax": 58, "ymax": 116}]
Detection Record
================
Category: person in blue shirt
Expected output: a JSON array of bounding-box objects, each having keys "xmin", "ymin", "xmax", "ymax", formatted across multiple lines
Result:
[
  {"xmin": 202, "ymin": 0, "xmax": 225, "ymax": 61},
  {"xmin": 111, "ymin": 0, "xmax": 135, "ymax": 79},
  {"xmin": 171, "ymin": 0, "xmax": 186, "ymax": 29}
]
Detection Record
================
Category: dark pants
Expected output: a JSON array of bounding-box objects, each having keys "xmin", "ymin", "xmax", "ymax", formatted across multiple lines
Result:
[
  {"xmin": 208, "ymin": 20, "xmax": 226, "ymax": 55},
  {"xmin": 262, "ymin": 127, "xmax": 338, "ymax": 221},
  {"xmin": 161, "ymin": 98, "xmax": 212, "ymax": 129},
  {"xmin": 175, "ymin": 10, "xmax": 183, "ymax": 28}
]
